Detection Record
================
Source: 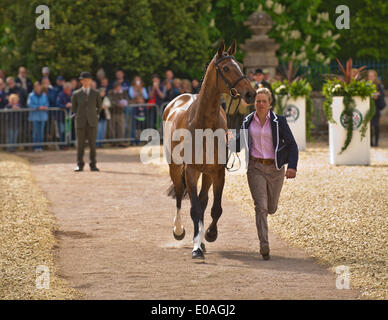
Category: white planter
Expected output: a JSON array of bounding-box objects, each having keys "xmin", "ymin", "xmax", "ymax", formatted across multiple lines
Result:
[
  {"xmin": 279, "ymin": 96, "xmax": 306, "ymax": 151},
  {"xmin": 329, "ymin": 96, "xmax": 371, "ymax": 165}
]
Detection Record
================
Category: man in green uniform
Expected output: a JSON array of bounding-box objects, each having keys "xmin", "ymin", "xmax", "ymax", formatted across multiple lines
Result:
[{"xmin": 71, "ymin": 71, "xmax": 102, "ymax": 172}]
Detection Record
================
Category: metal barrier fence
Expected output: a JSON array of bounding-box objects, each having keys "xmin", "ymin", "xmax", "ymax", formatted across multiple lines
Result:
[
  {"xmin": 0, "ymin": 108, "xmax": 68, "ymax": 149},
  {"xmin": 71, "ymin": 103, "xmax": 163, "ymax": 145},
  {"xmin": 0, "ymin": 104, "xmax": 165, "ymax": 149},
  {"xmin": 0, "ymin": 100, "xmax": 247, "ymax": 149}
]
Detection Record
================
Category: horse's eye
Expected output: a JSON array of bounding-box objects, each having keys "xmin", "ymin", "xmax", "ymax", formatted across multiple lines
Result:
[{"xmin": 223, "ymin": 66, "xmax": 229, "ymax": 72}]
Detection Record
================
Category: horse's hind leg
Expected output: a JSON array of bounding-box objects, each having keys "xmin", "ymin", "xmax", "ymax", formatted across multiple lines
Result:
[
  {"xmin": 185, "ymin": 166, "xmax": 203, "ymax": 259},
  {"xmin": 169, "ymin": 164, "xmax": 186, "ymax": 240},
  {"xmin": 198, "ymin": 173, "xmax": 212, "ymax": 253},
  {"xmin": 205, "ymin": 168, "xmax": 225, "ymax": 243}
]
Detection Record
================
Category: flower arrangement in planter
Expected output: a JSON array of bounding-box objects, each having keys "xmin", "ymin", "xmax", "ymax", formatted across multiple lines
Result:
[
  {"xmin": 272, "ymin": 61, "xmax": 314, "ymax": 141},
  {"xmin": 322, "ymin": 58, "xmax": 376, "ymax": 153}
]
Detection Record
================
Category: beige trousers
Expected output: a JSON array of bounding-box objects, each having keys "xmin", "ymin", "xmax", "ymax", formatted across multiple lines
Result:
[{"xmin": 247, "ymin": 160, "xmax": 285, "ymax": 249}]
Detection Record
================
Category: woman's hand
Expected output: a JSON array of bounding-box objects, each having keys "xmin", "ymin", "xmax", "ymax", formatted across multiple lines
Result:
[{"xmin": 285, "ymin": 168, "xmax": 296, "ymax": 179}]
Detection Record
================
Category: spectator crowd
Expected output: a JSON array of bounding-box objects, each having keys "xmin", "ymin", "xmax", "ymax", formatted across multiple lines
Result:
[
  {"xmin": 0, "ymin": 66, "xmax": 206, "ymax": 151},
  {"xmin": 0, "ymin": 65, "xmax": 278, "ymax": 152}
]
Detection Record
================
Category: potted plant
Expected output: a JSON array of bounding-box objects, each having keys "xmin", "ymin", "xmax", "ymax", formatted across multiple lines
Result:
[
  {"xmin": 322, "ymin": 58, "xmax": 376, "ymax": 165},
  {"xmin": 272, "ymin": 61, "xmax": 314, "ymax": 151}
]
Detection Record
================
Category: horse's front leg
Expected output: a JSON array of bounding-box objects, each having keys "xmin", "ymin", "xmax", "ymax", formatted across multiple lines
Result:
[
  {"xmin": 205, "ymin": 168, "xmax": 225, "ymax": 242},
  {"xmin": 197, "ymin": 173, "xmax": 212, "ymax": 253},
  {"xmin": 185, "ymin": 166, "xmax": 204, "ymax": 259}
]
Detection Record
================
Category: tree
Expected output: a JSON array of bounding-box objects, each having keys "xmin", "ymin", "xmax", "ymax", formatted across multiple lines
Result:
[
  {"xmin": 0, "ymin": 0, "xmax": 213, "ymax": 82},
  {"xmin": 205, "ymin": 0, "xmax": 340, "ymax": 66},
  {"xmin": 31, "ymin": 0, "xmax": 167, "ymax": 80},
  {"xmin": 0, "ymin": 0, "xmax": 40, "ymax": 77},
  {"xmin": 319, "ymin": 0, "xmax": 388, "ymax": 60},
  {"xmin": 149, "ymin": 0, "xmax": 212, "ymax": 80}
]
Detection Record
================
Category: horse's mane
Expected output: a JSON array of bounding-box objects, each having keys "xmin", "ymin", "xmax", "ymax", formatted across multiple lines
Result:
[
  {"xmin": 198, "ymin": 53, "xmax": 228, "ymax": 91},
  {"xmin": 198, "ymin": 63, "xmax": 209, "ymax": 91}
]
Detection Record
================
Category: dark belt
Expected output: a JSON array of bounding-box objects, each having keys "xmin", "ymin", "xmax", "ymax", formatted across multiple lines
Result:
[{"xmin": 249, "ymin": 155, "xmax": 275, "ymax": 165}]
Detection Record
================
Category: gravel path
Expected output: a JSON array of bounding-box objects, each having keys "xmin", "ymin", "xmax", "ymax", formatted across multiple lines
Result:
[
  {"xmin": 224, "ymin": 138, "xmax": 388, "ymax": 300},
  {"xmin": 0, "ymin": 153, "xmax": 79, "ymax": 299},
  {"xmin": 17, "ymin": 146, "xmax": 361, "ymax": 299}
]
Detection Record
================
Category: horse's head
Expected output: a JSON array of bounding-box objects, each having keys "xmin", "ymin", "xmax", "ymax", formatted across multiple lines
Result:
[{"xmin": 213, "ymin": 40, "xmax": 256, "ymax": 105}]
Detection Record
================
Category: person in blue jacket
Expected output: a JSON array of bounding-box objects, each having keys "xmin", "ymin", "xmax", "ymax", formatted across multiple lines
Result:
[
  {"xmin": 228, "ymin": 87, "xmax": 298, "ymax": 260},
  {"xmin": 28, "ymin": 81, "xmax": 49, "ymax": 151},
  {"xmin": 56, "ymin": 82, "xmax": 73, "ymax": 145}
]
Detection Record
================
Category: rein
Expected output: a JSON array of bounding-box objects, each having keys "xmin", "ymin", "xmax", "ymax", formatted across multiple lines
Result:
[{"xmin": 213, "ymin": 55, "xmax": 246, "ymax": 172}]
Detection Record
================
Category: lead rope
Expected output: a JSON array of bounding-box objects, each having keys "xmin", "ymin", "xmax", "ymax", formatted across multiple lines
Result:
[
  {"xmin": 213, "ymin": 56, "xmax": 245, "ymax": 172},
  {"xmin": 225, "ymin": 94, "xmax": 242, "ymax": 172}
]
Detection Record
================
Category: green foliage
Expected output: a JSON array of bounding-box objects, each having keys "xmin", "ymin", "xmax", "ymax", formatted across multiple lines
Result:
[
  {"xmin": 273, "ymin": 79, "xmax": 312, "ymax": 99},
  {"xmin": 323, "ymin": 79, "xmax": 376, "ymax": 99},
  {"xmin": 0, "ymin": 24, "xmax": 17, "ymax": 71},
  {"xmin": 318, "ymin": 0, "xmax": 388, "ymax": 60},
  {"xmin": 0, "ymin": 0, "xmax": 211, "ymax": 82},
  {"xmin": 322, "ymin": 95, "xmax": 334, "ymax": 124},
  {"xmin": 272, "ymin": 79, "xmax": 314, "ymax": 141},
  {"xmin": 352, "ymin": 0, "xmax": 388, "ymax": 59},
  {"xmin": 1, "ymin": 0, "xmax": 384, "ymax": 82},
  {"xmin": 289, "ymin": 80, "xmax": 312, "ymax": 98},
  {"xmin": 360, "ymin": 98, "xmax": 376, "ymax": 139},
  {"xmin": 322, "ymin": 79, "xmax": 376, "ymax": 153},
  {"xmin": 149, "ymin": 0, "xmax": 211, "ymax": 80},
  {"xmin": 206, "ymin": 0, "xmax": 340, "ymax": 65},
  {"xmin": 32, "ymin": 0, "xmax": 168, "ymax": 80},
  {"xmin": 341, "ymin": 94, "xmax": 355, "ymax": 154},
  {"xmin": 305, "ymin": 95, "xmax": 315, "ymax": 141},
  {"xmin": 0, "ymin": 0, "xmax": 40, "ymax": 77},
  {"xmin": 272, "ymin": 81, "xmax": 289, "ymax": 97},
  {"xmin": 347, "ymin": 80, "xmax": 377, "ymax": 98},
  {"xmin": 322, "ymin": 79, "xmax": 346, "ymax": 102}
]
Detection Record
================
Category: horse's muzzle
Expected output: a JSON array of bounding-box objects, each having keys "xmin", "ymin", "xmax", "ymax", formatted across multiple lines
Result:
[{"xmin": 244, "ymin": 90, "xmax": 256, "ymax": 105}]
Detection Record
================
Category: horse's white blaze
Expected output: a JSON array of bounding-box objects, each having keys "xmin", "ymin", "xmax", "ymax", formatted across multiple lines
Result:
[
  {"xmin": 231, "ymin": 59, "xmax": 243, "ymax": 73},
  {"xmin": 192, "ymin": 221, "xmax": 204, "ymax": 252},
  {"xmin": 173, "ymin": 208, "xmax": 184, "ymax": 236}
]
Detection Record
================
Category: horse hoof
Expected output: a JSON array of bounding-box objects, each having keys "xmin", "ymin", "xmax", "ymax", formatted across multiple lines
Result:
[
  {"xmin": 192, "ymin": 248, "xmax": 204, "ymax": 259},
  {"xmin": 173, "ymin": 227, "xmax": 185, "ymax": 241},
  {"xmin": 201, "ymin": 243, "xmax": 206, "ymax": 253},
  {"xmin": 205, "ymin": 227, "xmax": 217, "ymax": 242}
]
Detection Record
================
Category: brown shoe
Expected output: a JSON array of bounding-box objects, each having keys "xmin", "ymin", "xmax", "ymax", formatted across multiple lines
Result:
[{"xmin": 260, "ymin": 244, "xmax": 270, "ymax": 260}]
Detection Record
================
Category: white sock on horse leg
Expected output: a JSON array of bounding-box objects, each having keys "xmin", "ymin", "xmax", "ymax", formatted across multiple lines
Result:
[
  {"xmin": 193, "ymin": 221, "xmax": 204, "ymax": 252},
  {"xmin": 173, "ymin": 209, "xmax": 184, "ymax": 235}
]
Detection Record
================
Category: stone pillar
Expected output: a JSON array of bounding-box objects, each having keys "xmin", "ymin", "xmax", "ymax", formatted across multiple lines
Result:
[{"xmin": 240, "ymin": 11, "xmax": 279, "ymax": 79}]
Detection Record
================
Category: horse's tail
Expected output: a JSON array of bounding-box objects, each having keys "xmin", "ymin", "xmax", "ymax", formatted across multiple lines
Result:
[{"xmin": 166, "ymin": 166, "xmax": 189, "ymax": 199}]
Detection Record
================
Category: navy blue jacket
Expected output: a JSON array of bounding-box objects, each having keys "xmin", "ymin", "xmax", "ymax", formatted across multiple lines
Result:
[
  {"xmin": 15, "ymin": 77, "xmax": 33, "ymax": 94},
  {"xmin": 234, "ymin": 110, "xmax": 299, "ymax": 170},
  {"xmin": 0, "ymin": 90, "xmax": 8, "ymax": 109}
]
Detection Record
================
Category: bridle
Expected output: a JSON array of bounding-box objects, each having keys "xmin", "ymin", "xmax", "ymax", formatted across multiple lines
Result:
[
  {"xmin": 214, "ymin": 55, "xmax": 248, "ymax": 99},
  {"xmin": 214, "ymin": 54, "xmax": 248, "ymax": 172}
]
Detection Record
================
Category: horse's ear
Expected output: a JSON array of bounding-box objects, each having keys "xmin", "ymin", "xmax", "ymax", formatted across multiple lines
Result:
[
  {"xmin": 227, "ymin": 40, "xmax": 236, "ymax": 56},
  {"xmin": 217, "ymin": 39, "xmax": 225, "ymax": 58}
]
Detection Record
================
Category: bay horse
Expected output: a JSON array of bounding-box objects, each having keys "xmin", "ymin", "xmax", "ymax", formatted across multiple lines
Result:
[{"xmin": 163, "ymin": 40, "xmax": 256, "ymax": 259}]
